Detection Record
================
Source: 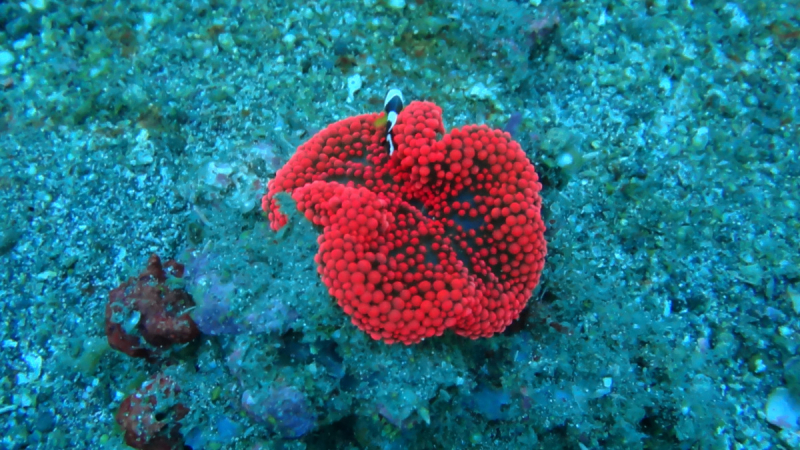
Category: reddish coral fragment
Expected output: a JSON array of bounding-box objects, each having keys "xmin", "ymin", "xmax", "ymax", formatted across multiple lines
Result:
[
  {"xmin": 105, "ymin": 254, "xmax": 199, "ymax": 359},
  {"xmin": 262, "ymin": 101, "xmax": 547, "ymax": 344},
  {"xmin": 116, "ymin": 373, "xmax": 189, "ymax": 450}
]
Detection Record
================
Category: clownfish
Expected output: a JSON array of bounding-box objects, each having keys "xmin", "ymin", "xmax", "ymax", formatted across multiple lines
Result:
[{"xmin": 383, "ymin": 88, "xmax": 404, "ymax": 156}]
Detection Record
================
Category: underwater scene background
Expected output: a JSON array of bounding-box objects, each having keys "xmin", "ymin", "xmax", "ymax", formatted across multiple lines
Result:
[{"xmin": 0, "ymin": 0, "xmax": 798, "ymax": 449}]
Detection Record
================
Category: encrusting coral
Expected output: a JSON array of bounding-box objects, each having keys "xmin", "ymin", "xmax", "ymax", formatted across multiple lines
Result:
[
  {"xmin": 116, "ymin": 372, "xmax": 189, "ymax": 450},
  {"xmin": 105, "ymin": 254, "xmax": 200, "ymax": 360}
]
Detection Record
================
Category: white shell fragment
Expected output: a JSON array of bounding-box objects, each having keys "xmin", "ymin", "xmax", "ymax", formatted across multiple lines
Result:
[{"xmin": 346, "ymin": 74, "xmax": 362, "ymax": 103}]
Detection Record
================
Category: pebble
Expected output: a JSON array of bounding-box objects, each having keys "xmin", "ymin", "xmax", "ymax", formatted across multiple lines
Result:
[
  {"xmin": 0, "ymin": 51, "xmax": 14, "ymax": 70},
  {"xmin": 218, "ymin": 33, "xmax": 236, "ymax": 52},
  {"xmin": 691, "ymin": 127, "xmax": 709, "ymax": 150},
  {"xmin": 29, "ymin": 0, "xmax": 48, "ymax": 11},
  {"xmin": 282, "ymin": 33, "xmax": 297, "ymax": 48},
  {"xmin": 35, "ymin": 410, "xmax": 56, "ymax": 433}
]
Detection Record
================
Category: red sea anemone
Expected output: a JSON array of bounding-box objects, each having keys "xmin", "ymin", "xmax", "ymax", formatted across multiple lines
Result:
[{"xmin": 262, "ymin": 100, "xmax": 546, "ymax": 345}]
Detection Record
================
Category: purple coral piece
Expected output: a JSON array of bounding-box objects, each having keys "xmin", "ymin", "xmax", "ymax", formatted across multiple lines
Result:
[
  {"xmin": 242, "ymin": 386, "xmax": 316, "ymax": 439},
  {"xmin": 503, "ymin": 112, "xmax": 523, "ymax": 138},
  {"xmin": 193, "ymin": 294, "xmax": 243, "ymax": 335},
  {"xmin": 181, "ymin": 247, "xmax": 297, "ymax": 336},
  {"xmin": 244, "ymin": 298, "xmax": 298, "ymax": 334},
  {"xmin": 189, "ymin": 272, "xmax": 244, "ymax": 335},
  {"xmin": 377, "ymin": 403, "xmax": 416, "ymax": 429},
  {"xmin": 465, "ymin": 384, "xmax": 511, "ymax": 421}
]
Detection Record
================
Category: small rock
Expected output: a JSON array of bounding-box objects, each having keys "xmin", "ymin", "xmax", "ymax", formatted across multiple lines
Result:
[
  {"xmin": 218, "ymin": 33, "xmax": 236, "ymax": 52},
  {"xmin": 766, "ymin": 387, "xmax": 800, "ymax": 431},
  {"xmin": 466, "ymin": 82, "xmax": 494, "ymax": 101},
  {"xmin": 691, "ymin": 127, "xmax": 709, "ymax": 150},
  {"xmin": 786, "ymin": 357, "xmax": 800, "ymax": 395},
  {"xmin": 35, "ymin": 410, "xmax": 56, "ymax": 433},
  {"xmin": 0, "ymin": 226, "xmax": 21, "ymax": 255},
  {"xmin": 738, "ymin": 264, "xmax": 763, "ymax": 286},
  {"xmin": 788, "ymin": 287, "xmax": 800, "ymax": 315},
  {"xmin": 241, "ymin": 386, "xmax": 315, "ymax": 438},
  {"xmin": 29, "ymin": 0, "xmax": 48, "ymax": 10},
  {"xmin": 0, "ymin": 51, "xmax": 14, "ymax": 74},
  {"xmin": 282, "ymin": 33, "xmax": 297, "ymax": 48}
]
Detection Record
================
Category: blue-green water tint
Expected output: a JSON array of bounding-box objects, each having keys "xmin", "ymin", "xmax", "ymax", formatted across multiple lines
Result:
[{"xmin": 0, "ymin": 0, "xmax": 797, "ymax": 449}]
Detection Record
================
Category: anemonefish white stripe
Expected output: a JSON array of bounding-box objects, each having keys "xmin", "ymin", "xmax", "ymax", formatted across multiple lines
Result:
[{"xmin": 383, "ymin": 88, "xmax": 404, "ymax": 156}]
